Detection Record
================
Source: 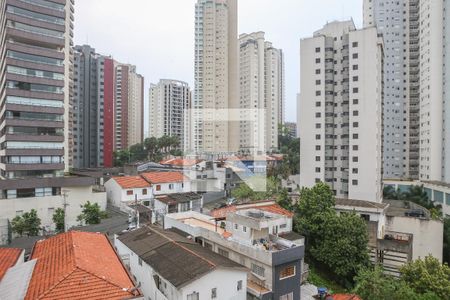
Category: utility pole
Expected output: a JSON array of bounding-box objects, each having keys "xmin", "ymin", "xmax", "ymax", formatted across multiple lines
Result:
[
  {"xmin": 135, "ymin": 194, "xmax": 139, "ymax": 229},
  {"xmin": 61, "ymin": 190, "xmax": 69, "ymax": 232}
]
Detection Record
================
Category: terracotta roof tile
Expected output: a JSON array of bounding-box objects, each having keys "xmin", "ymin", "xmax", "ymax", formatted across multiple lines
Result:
[
  {"xmin": 331, "ymin": 294, "xmax": 362, "ymax": 300},
  {"xmin": 0, "ymin": 248, "xmax": 22, "ymax": 280},
  {"xmin": 25, "ymin": 231, "xmax": 140, "ymax": 300},
  {"xmin": 112, "ymin": 176, "xmax": 151, "ymax": 189},
  {"xmin": 258, "ymin": 204, "xmax": 295, "ymax": 217},
  {"xmin": 141, "ymin": 171, "xmax": 188, "ymax": 184}
]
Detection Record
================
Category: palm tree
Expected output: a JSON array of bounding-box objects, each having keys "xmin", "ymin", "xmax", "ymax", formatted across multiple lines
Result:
[{"xmin": 383, "ymin": 185, "xmax": 406, "ymax": 200}]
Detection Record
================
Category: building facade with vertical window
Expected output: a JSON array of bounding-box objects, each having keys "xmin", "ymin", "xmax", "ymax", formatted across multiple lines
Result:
[
  {"xmin": 299, "ymin": 20, "xmax": 384, "ymax": 202},
  {"xmin": 148, "ymin": 79, "xmax": 191, "ymax": 152}
]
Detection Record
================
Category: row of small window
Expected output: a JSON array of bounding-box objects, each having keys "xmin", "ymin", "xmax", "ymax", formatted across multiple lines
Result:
[
  {"xmin": 315, "ymin": 110, "xmax": 359, "ymax": 118},
  {"xmin": 315, "ymin": 99, "xmax": 360, "ymax": 107},
  {"xmin": 315, "ymin": 167, "xmax": 359, "ymax": 174},
  {"xmin": 315, "ymin": 156, "xmax": 360, "ymax": 162},
  {"xmin": 186, "ymin": 281, "xmax": 243, "ymax": 300},
  {"xmin": 7, "ymin": 20, "xmax": 64, "ymax": 38},
  {"xmin": 6, "ymin": 187, "xmax": 61, "ymax": 199},
  {"xmin": 314, "ymin": 42, "xmax": 358, "ymax": 53},
  {"xmin": 7, "ymin": 65, "xmax": 64, "ymax": 80},
  {"xmin": 315, "ymin": 53, "xmax": 359, "ymax": 64},
  {"xmin": 315, "ymin": 122, "xmax": 359, "ymax": 129},
  {"xmin": 7, "ymin": 5, "xmax": 65, "ymax": 25},
  {"xmin": 6, "ymin": 81, "xmax": 63, "ymax": 94},
  {"xmin": 4, "ymin": 126, "xmax": 63, "ymax": 137},
  {"xmin": 3, "ymin": 169, "xmax": 63, "ymax": 179},
  {"xmin": 315, "ymin": 76, "xmax": 359, "ymax": 86}
]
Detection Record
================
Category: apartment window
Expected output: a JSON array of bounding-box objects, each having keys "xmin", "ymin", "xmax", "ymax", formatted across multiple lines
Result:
[
  {"xmin": 7, "ymin": 51, "xmax": 63, "ymax": 66},
  {"xmin": 187, "ymin": 292, "xmax": 199, "ymax": 300},
  {"xmin": 126, "ymin": 190, "xmax": 133, "ymax": 196},
  {"xmin": 156, "ymin": 185, "xmax": 161, "ymax": 191},
  {"xmin": 316, "ymin": 145, "xmax": 321, "ymax": 150},
  {"xmin": 352, "ymin": 42, "xmax": 358, "ymax": 47},
  {"xmin": 315, "ymin": 58, "xmax": 321, "ymax": 63},
  {"xmin": 280, "ymin": 265, "xmax": 296, "ymax": 280},
  {"xmin": 237, "ymin": 280, "xmax": 243, "ymax": 291},
  {"xmin": 353, "ymin": 87, "xmax": 359, "ymax": 93},
  {"xmin": 315, "ymin": 69, "xmax": 321, "ymax": 74},
  {"xmin": 353, "ymin": 110, "xmax": 359, "ymax": 116},
  {"xmin": 352, "ymin": 65, "xmax": 358, "ymax": 70},
  {"xmin": 234, "ymin": 223, "xmax": 238, "ymax": 230},
  {"xmin": 352, "ymin": 53, "xmax": 358, "ymax": 59},
  {"xmin": 315, "ymin": 156, "xmax": 321, "ymax": 162},
  {"xmin": 315, "ymin": 135, "xmax": 321, "ymax": 140},
  {"xmin": 315, "ymin": 167, "xmax": 321, "ymax": 173},
  {"xmin": 169, "ymin": 183, "xmax": 174, "ymax": 190},
  {"xmin": 138, "ymin": 257, "xmax": 142, "ymax": 266},
  {"xmin": 353, "ymin": 99, "xmax": 359, "ymax": 105},
  {"xmin": 353, "ymin": 122, "xmax": 359, "ymax": 128},
  {"xmin": 218, "ymin": 248, "xmax": 229, "ymax": 258},
  {"xmin": 316, "ymin": 91, "xmax": 321, "ymax": 96},
  {"xmin": 352, "ymin": 168, "xmax": 359, "ymax": 174},
  {"xmin": 315, "ymin": 47, "xmax": 321, "ymax": 53},
  {"xmin": 353, "ymin": 134, "xmax": 359, "ymax": 139},
  {"xmin": 315, "ymin": 101, "xmax": 321, "ymax": 107},
  {"xmin": 211, "ymin": 288, "xmax": 217, "ymax": 298},
  {"xmin": 315, "ymin": 112, "xmax": 321, "ymax": 118},
  {"xmin": 243, "ymin": 226, "xmax": 247, "ymax": 232},
  {"xmin": 352, "ymin": 180, "xmax": 358, "ymax": 186},
  {"xmin": 353, "ymin": 76, "xmax": 359, "ymax": 82},
  {"xmin": 353, "ymin": 145, "xmax": 359, "ymax": 151},
  {"xmin": 142, "ymin": 189, "xmax": 147, "ymax": 195},
  {"xmin": 316, "ymin": 80, "xmax": 321, "ymax": 85},
  {"xmin": 251, "ymin": 263, "xmax": 265, "ymax": 277},
  {"xmin": 353, "ymin": 157, "xmax": 359, "ymax": 162},
  {"xmin": 280, "ymin": 292, "xmax": 294, "ymax": 300},
  {"xmin": 316, "ymin": 123, "xmax": 321, "ymax": 129}
]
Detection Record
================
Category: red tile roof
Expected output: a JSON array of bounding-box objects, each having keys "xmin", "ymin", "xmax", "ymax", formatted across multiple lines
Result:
[
  {"xmin": 141, "ymin": 171, "xmax": 188, "ymax": 184},
  {"xmin": 25, "ymin": 231, "xmax": 140, "ymax": 300},
  {"xmin": 0, "ymin": 248, "xmax": 22, "ymax": 280},
  {"xmin": 160, "ymin": 158, "xmax": 203, "ymax": 167},
  {"xmin": 112, "ymin": 176, "xmax": 151, "ymax": 189},
  {"xmin": 210, "ymin": 202, "xmax": 294, "ymax": 218}
]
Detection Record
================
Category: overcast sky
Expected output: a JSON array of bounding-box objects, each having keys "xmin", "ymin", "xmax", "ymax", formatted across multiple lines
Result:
[{"xmin": 74, "ymin": 0, "xmax": 362, "ymax": 126}]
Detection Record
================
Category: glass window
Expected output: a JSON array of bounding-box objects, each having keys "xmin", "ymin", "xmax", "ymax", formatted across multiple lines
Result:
[
  {"xmin": 280, "ymin": 266, "xmax": 296, "ymax": 279},
  {"xmin": 6, "ymin": 111, "xmax": 63, "ymax": 122},
  {"xmin": 126, "ymin": 190, "xmax": 133, "ymax": 195},
  {"xmin": 237, "ymin": 280, "xmax": 242, "ymax": 291},
  {"xmin": 7, "ymin": 65, "xmax": 64, "ymax": 80},
  {"xmin": 7, "ymin": 50, "xmax": 64, "ymax": 66},
  {"xmin": 6, "ymin": 141, "xmax": 63, "ymax": 149},
  {"xmin": 433, "ymin": 190, "xmax": 444, "ymax": 203},
  {"xmin": 6, "ymin": 96, "xmax": 63, "ymax": 108},
  {"xmin": 6, "ymin": 81, "xmax": 63, "ymax": 94},
  {"xmin": 7, "ymin": 20, "xmax": 64, "ymax": 38},
  {"xmin": 19, "ymin": 0, "xmax": 65, "ymax": 11},
  {"xmin": 7, "ymin": 6, "xmax": 65, "ymax": 25},
  {"xmin": 251, "ymin": 263, "xmax": 265, "ymax": 277},
  {"xmin": 187, "ymin": 292, "xmax": 199, "ymax": 300},
  {"xmin": 211, "ymin": 288, "xmax": 217, "ymax": 299}
]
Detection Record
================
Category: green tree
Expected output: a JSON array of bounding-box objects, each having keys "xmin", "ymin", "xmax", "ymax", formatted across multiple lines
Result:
[
  {"xmin": 52, "ymin": 208, "xmax": 65, "ymax": 233},
  {"xmin": 400, "ymin": 255, "xmax": 450, "ymax": 298},
  {"xmin": 383, "ymin": 185, "xmax": 406, "ymax": 200},
  {"xmin": 353, "ymin": 266, "xmax": 439, "ymax": 300},
  {"xmin": 77, "ymin": 201, "xmax": 107, "ymax": 225},
  {"xmin": 444, "ymin": 218, "xmax": 450, "ymax": 264},
  {"xmin": 277, "ymin": 188, "xmax": 292, "ymax": 211},
  {"xmin": 312, "ymin": 212, "xmax": 370, "ymax": 281},
  {"xmin": 11, "ymin": 209, "xmax": 41, "ymax": 236}
]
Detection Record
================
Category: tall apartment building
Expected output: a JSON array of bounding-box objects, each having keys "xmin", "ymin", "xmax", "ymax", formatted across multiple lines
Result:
[
  {"xmin": 193, "ymin": 0, "xmax": 239, "ymax": 154},
  {"xmin": 366, "ymin": 0, "xmax": 450, "ymax": 183},
  {"xmin": 115, "ymin": 64, "xmax": 144, "ymax": 151},
  {"xmin": 72, "ymin": 45, "xmax": 144, "ymax": 168},
  {"xmin": 72, "ymin": 45, "xmax": 115, "ymax": 168},
  {"xmin": 149, "ymin": 80, "xmax": 191, "ymax": 152},
  {"xmin": 363, "ymin": 0, "xmax": 420, "ymax": 180},
  {"xmin": 299, "ymin": 20, "xmax": 384, "ymax": 202},
  {"xmin": 0, "ymin": 0, "xmax": 73, "ymax": 178},
  {"xmin": 239, "ymin": 32, "xmax": 285, "ymax": 154}
]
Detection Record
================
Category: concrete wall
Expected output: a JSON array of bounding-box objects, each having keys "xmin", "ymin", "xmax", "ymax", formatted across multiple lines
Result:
[
  {"xmin": 0, "ymin": 185, "xmax": 106, "ymax": 233},
  {"xmin": 105, "ymin": 179, "xmax": 153, "ymax": 211},
  {"xmin": 386, "ymin": 215, "xmax": 443, "ymax": 262}
]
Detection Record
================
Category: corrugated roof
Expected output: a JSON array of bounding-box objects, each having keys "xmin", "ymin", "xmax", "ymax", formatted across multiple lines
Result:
[
  {"xmin": 25, "ymin": 231, "xmax": 140, "ymax": 300},
  {"xmin": 0, "ymin": 248, "xmax": 22, "ymax": 280},
  {"xmin": 112, "ymin": 176, "xmax": 151, "ymax": 189},
  {"xmin": 141, "ymin": 171, "xmax": 188, "ymax": 184},
  {"xmin": 210, "ymin": 203, "xmax": 294, "ymax": 218},
  {"xmin": 0, "ymin": 259, "xmax": 36, "ymax": 300},
  {"xmin": 156, "ymin": 192, "xmax": 202, "ymax": 205},
  {"xmin": 160, "ymin": 158, "xmax": 203, "ymax": 167},
  {"xmin": 117, "ymin": 226, "xmax": 244, "ymax": 288},
  {"xmin": 335, "ymin": 198, "xmax": 388, "ymax": 210}
]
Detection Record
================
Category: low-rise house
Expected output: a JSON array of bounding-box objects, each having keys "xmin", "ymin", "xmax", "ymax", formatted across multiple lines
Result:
[
  {"xmin": 115, "ymin": 225, "xmax": 248, "ymax": 300},
  {"xmin": 154, "ymin": 192, "xmax": 203, "ymax": 223},
  {"xmin": 105, "ymin": 176, "xmax": 153, "ymax": 211},
  {"xmin": 18, "ymin": 231, "xmax": 142, "ymax": 300},
  {"xmin": 334, "ymin": 198, "xmax": 444, "ymax": 277},
  {"xmin": 164, "ymin": 207, "xmax": 305, "ymax": 300},
  {"xmin": 141, "ymin": 171, "xmax": 190, "ymax": 195},
  {"xmin": 0, "ymin": 248, "xmax": 24, "ymax": 281}
]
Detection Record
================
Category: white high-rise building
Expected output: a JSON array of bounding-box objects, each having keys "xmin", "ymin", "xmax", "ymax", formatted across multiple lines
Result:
[
  {"xmin": 193, "ymin": 0, "xmax": 239, "ymax": 154},
  {"xmin": 364, "ymin": 0, "xmax": 420, "ymax": 180},
  {"xmin": 239, "ymin": 32, "xmax": 285, "ymax": 154},
  {"xmin": 366, "ymin": 0, "xmax": 450, "ymax": 183},
  {"xmin": 299, "ymin": 20, "xmax": 384, "ymax": 202},
  {"xmin": 149, "ymin": 80, "xmax": 191, "ymax": 152}
]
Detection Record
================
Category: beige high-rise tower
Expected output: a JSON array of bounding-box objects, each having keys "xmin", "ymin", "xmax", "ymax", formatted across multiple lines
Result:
[{"xmin": 193, "ymin": 0, "xmax": 239, "ymax": 154}]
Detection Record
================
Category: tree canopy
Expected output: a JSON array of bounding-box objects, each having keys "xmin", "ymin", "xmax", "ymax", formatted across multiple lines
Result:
[
  {"xmin": 52, "ymin": 208, "xmax": 65, "ymax": 233},
  {"xmin": 77, "ymin": 201, "xmax": 108, "ymax": 225},
  {"xmin": 114, "ymin": 135, "xmax": 181, "ymax": 166},
  {"xmin": 11, "ymin": 209, "xmax": 41, "ymax": 236}
]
